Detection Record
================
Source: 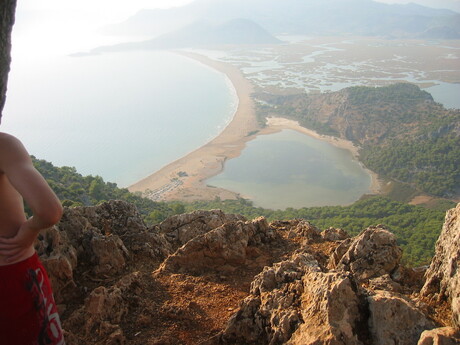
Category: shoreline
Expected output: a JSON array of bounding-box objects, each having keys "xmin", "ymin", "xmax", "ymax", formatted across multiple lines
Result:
[
  {"xmin": 128, "ymin": 52, "xmax": 260, "ymax": 201},
  {"xmin": 259, "ymin": 117, "xmax": 383, "ymax": 195},
  {"xmin": 128, "ymin": 53, "xmax": 383, "ymax": 202}
]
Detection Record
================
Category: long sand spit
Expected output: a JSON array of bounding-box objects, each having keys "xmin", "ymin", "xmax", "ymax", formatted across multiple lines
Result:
[
  {"xmin": 128, "ymin": 52, "xmax": 382, "ymax": 202},
  {"xmin": 128, "ymin": 52, "xmax": 260, "ymax": 201}
]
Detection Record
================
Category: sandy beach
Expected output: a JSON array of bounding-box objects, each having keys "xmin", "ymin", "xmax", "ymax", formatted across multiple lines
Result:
[
  {"xmin": 128, "ymin": 52, "xmax": 261, "ymax": 201},
  {"xmin": 128, "ymin": 52, "xmax": 382, "ymax": 201}
]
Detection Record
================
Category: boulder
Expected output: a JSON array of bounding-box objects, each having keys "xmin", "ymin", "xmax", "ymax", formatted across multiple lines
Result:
[
  {"xmin": 157, "ymin": 217, "xmax": 271, "ymax": 275},
  {"xmin": 368, "ymin": 291, "xmax": 435, "ymax": 345},
  {"xmin": 417, "ymin": 327, "xmax": 460, "ymax": 345},
  {"xmin": 156, "ymin": 209, "xmax": 246, "ymax": 250},
  {"xmin": 221, "ymin": 252, "xmax": 364, "ymax": 345},
  {"xmin": 287, "ymin": 220, "xmax": 322, "ymax": 243},
  {"xmin": 421, "ymin": 203, "xmax": 460, "ymax": 329},
  {"xmin": 36, "ymin": 226, "xmax": 78, "ymax": 304},
  {"xmin": 329, "ymin": 225, "xmax": 402, "ymax": 281},
  {"xmin": 64, "ymin": 272, "xmax": 140, "ymax": 344},
  {"xmin": 321, "ymin": 227, "xmax": 349, "ymax": 242}
]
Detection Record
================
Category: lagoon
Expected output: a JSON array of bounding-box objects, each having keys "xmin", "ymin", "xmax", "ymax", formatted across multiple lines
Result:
[{"xmin": 206, "ymin": 129, "xmax": 372, "ymax": 210}]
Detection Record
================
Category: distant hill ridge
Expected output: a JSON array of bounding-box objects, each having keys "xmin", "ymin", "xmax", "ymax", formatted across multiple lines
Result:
[
  {"xmin": 89, "ymin": 18, "xmax": 281, "ymax": 55},
  {"xmin": 103, "ymin": 0, "xmax": 460, "ymax": 40}
]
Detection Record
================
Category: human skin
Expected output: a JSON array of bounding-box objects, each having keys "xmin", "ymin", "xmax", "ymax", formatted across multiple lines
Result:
[{"xmin": 0, "ymin": 132, "xmax": 62, "ymax": 265}]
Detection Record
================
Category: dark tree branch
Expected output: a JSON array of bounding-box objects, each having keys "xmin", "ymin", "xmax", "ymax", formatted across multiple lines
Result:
[{"xmin": 0, "ymin": 0, "xmax": 17, "ymax": 122}]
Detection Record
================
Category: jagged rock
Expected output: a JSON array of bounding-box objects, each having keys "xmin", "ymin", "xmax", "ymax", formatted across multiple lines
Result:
[
  {"xmin": 58, "ymin": 200, "xmax": 147, "ymax": 241},
  {"xmin": 329, "ymin": 225, "xmax": 402, "ymax": 281},
  {"xmin": 287, "ymin": 220, "xmax": 321, "ymax": 243},
  {"xmin": 36, "ymin": 200, "xmax": 173, "ymax": 306},
  {"xmin": 287, "ymin": 270, "xmax": 363, "ymax": 345},
  {"xmin": 421, "ymin": 203, "xmax": 460, "ymax": 329},
  {"xmin": 36, "ymin": 226, "xmax": 78, "ymax": 304},
  {"xmin": 221, "ymin": 252, "xmax": 364, "ymax": 345},
  {"xmin": 417, "ymin": 327, "xmax": 460, "ymax": 345},
  {"xmin": 156, "ymin": 209, "xmax": 246, "ymax": 250},
  {"xmin": 64, "ymin": 272, "xmax": 140, "ymax": 344},
  {"xmin": 368, "ymin": 274, "xmax": 403, "ymax": 293},
  {"xmin": 157, "ymin": 217, "xmax": 271, "ymax": 275},
  {"xmin": 321, "ymin": 227, "xmax": 349, "ymax": 242},
  {"xmin": 368, "ymin": 291, "xmax": 435, "ymax": 345},
  {"xmin": 221, "ymin": 253, "xmax": 315, "ymax": 344},
  {"xmin": 87, "ymin": 232, "xmax": 129, "ymax": 275}
]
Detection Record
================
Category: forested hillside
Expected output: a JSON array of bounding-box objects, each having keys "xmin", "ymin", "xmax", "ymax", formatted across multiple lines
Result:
[
  {"xmin": 33, "ymin": 156, "xmax": 452, "ymax": 266},
  {"xmin": 256, "ymin": 83, "xmax": 460, "ymax": 198}
]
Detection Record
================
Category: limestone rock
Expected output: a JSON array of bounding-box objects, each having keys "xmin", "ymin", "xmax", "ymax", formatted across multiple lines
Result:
[
  {"xmin": 64, "ymin": 272, "xmax": 140, "ymax": 344},
  {"xmin": 368, "ymin": 274, "xmax": 402, "ymax": 293},
  {"xmin": 417, "ymin": 327, "xmax": 460, "ymax": 345},
  {"xmin": 156, "ymin": 209, "xmax": 246, "ymax": 250},
  {"xmin": 87, "ymin": 232, "xmax": 129, "ymax": 275},
  {"xmin": 287, "ymin": 220, "xmax": 321, "ymax": 243},
  {"xmin": 321, "ymin": 227, "xmax": 349, "ymax": 242},
  {"xmin": 36, "ymin": 226, "xmax": 78, "ymax": 304},
  {"xmin": 421, "ymin": 203, "xmax": 460, "ymax": 329},
  {"xmin": 368, "ymin": 291, "xmax": 435, "ymax": 345},
  {"xmin": 157, "ymin": 217, "xmax": 271, "ymax": 275},
  {"xmin": 221, "ymin": 252, "xmax": 364, "ymax": 345},
  {"xmin": 330, "ymin": 225, "xmax": 402, "ymax": 281},
  {"xmin": 288, "ymin": 270, "xmax": 363, "ymax": 345}
]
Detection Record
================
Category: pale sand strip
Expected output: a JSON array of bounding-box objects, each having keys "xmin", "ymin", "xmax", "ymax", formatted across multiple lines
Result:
[
  {"xmin": 259, "ymin": 117, "xmax": 383, "ymax": 194},
  {"xmin": 128, "ymin": 53, "xmax": 382, "ymax": 201},
  {"xmin": 128, "ymin": 52, "xmax": 260, "ymax": 201}
]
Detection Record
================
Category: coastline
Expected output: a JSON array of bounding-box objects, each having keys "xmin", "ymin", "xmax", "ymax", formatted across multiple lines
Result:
[
  {"xmin": 128, "ymin": 52, "xmax": 260, "ymax": 201},
  {"xmin": 128, "ymin": 53, "xmax": 382, "ymax": 201},
  {"xmin": 259, "ymin": 117, "xmax": 383, "ymax": 195}
]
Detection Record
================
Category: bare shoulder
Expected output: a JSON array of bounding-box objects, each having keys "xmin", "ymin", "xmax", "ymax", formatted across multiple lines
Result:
[
  {"xmin": 0, "ymin": 133, "xmax": 30, "ymax": 172},
  {"xmin": 0, "ymin": 132, "xmax": 22, "ymax": 148}
]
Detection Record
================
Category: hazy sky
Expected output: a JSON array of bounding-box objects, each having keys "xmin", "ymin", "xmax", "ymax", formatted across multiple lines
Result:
[{"xmin": 11, "ymin": 0, "xmax": 460, "ymax": 58}]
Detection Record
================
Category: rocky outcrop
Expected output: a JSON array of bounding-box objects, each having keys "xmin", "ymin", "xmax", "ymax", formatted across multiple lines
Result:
[
  {"xmin": 36, "ymin": 201, "xmax": 167, "ymax": 304},
  {"xmin": 156, "ymin": 209, "xmax": 246, "ymax": 251},
  {"xmin": 421, "ymin": 203, "xmax": 460, "ymax": 332},
  {"xmin": 417, "ymin": 327, "xmax": 460, "ymax": 345},
  {"xmin": 219, "ymin": 224, "xmax": 436, "ymax": 345},
  {"xmin": 329, "ymin": 225, "xmax": 402, "ymax": 282},
  {"xmin": 157, "ymin": 217, "xmax": 273, "ymax": 275},
  {"xmin": 35, "ymin": 201, "xmax": 460, "ymax": 345},
  {"xmin": 367, "ymin": 291, "xmax": 435, "ymax": 345}
]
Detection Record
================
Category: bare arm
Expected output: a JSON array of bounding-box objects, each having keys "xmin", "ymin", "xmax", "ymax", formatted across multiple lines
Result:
[{"xmin": 0, "ymin": 133, "xmax": 63, "ymax": 262}]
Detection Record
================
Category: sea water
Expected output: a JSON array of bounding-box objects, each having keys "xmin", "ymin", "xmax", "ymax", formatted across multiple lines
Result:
[
  {"xmin": 2, "ymin": 51, "xmax": 237, "ymax": 187},
  {"xmin": 207, "ymin": 129, "xmax": 372, "ymax": 210}
]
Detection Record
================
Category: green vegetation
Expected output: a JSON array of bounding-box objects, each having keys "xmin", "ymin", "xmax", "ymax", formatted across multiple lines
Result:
[
  {"xmin": 33, "ymin": 155, "xmax": 452, "ymax": 266},
  {"xmin": 184, "ymin": 196, "xmax": 448, "ymax": 266},
  {"xmin": 32, "ymin": 157, "xmax": 183, "ymax": 223},
  {"xmin": 255, "ymin": 83, "xmax": 460, "ymax": 198},
  {"xmin": 361, "ymin": 133, "xmax": 460, "ymax": 197}
]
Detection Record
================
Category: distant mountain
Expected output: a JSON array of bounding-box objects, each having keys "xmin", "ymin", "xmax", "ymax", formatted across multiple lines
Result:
[
  {"xmin": 91, "ymin": 19, "xmax": 281, "ymax": 54},
  {"xmin": 102, "ymin": 0, "xmax": 460, "ymax": 39}
]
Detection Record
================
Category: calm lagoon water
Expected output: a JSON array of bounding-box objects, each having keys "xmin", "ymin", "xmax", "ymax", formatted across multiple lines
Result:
[
  {"xmin": 207, "ymin": 129, "xmax": 372, "ymax": 210},
  {"xmin": 3, "ymin": 51, "xmax": 237, "ymax": 187}
]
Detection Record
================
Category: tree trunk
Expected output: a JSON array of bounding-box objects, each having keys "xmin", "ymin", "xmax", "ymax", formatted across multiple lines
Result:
[{"xmin": 0, "ymin": 0, "xmax": 17, "ymax": 122}]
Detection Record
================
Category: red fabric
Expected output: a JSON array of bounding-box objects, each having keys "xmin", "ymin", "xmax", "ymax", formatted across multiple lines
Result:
[{"xmin": 0, "ymin": 253, "xmax": 65, "ymax": 345}]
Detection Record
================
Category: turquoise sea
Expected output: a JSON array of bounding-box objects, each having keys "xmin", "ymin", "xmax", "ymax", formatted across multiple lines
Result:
[
  {"xmin": 3, "ymin": 49, "xmax": 456, "ymax": 209},
  {"xmin": 2, "ymin": 51, "xmax": 237, "ymax": 187}
]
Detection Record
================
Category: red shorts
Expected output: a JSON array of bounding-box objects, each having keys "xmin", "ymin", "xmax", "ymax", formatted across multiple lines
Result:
[{"xmin": 0, "ymin": 253, "xmax": 65, "ymax": 345}]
